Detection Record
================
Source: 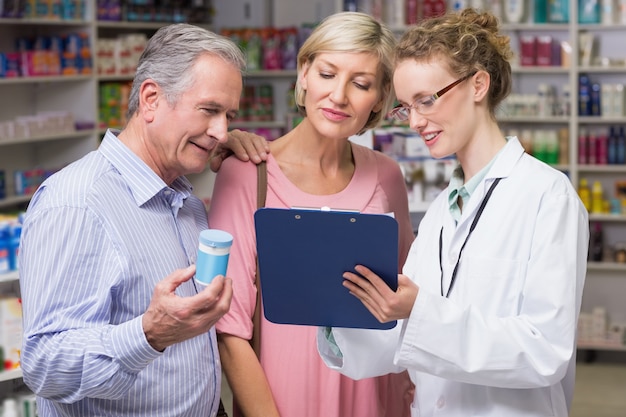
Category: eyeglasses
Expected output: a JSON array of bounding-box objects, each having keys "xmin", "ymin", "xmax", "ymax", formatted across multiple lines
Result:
[{"xmin": 388, "ymin": 72, "xmax": 477, "ymax": 121}]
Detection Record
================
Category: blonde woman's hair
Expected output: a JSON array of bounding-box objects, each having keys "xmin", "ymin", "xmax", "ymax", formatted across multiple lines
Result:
[{"xmin": 294, "ymin": 12, "xmax": 397, "ymax": 134}]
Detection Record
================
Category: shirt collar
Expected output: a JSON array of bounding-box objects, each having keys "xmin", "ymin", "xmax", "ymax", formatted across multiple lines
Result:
[
  {"xmin": 99, "ymin": 129, "xmax": 193, "ymax": 207},
  {"xmin": 447, "ymin": 137, "xmax": 511, "ymax": 218}
]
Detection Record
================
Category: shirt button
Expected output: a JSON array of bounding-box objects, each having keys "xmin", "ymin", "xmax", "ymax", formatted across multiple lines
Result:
[{"xmin": 436, "ymin": 396, "xmax": 445, "ymax": 409}]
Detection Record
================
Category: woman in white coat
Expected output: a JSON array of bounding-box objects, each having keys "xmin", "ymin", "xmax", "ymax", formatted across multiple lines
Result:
[{"xmin": 318, "ymin": 8, "xmax": 589, "ymax": 417}]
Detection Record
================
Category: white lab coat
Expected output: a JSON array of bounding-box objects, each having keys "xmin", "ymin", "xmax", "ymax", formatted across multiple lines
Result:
[{"xmin": 318, "ymin": 137, "xmax": 589, "ymax": 417}]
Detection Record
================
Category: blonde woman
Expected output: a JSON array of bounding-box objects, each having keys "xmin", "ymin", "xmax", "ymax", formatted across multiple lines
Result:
[{"xmin": 209, "ymin": 11, "xmax": 414, "ymax": 417}]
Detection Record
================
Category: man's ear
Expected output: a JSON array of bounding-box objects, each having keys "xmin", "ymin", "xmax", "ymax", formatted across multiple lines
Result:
[
  {"xmin": 139, "ymin": 80, "xmax": 160, "ymax": 122},
  {"xmin": 472, "ymin": 71, "xmax": 490, "ymax": 103}
]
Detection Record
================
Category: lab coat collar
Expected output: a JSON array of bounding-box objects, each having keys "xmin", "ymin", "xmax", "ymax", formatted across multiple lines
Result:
[
  {"xmin": 485, "ymin": 136, "xmax": 525, "ymax": 181},
  {"xmin": 447, "ymin": 136, "xmax": 524, "ymax": 230}
]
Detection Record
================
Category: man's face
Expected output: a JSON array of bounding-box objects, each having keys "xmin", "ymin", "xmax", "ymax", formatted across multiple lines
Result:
[{"xmin": 145, "ymin": 53, "xmax": 242, "ymax": 184}]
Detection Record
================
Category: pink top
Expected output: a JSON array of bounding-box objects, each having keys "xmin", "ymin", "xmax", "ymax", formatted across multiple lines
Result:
[{"xmin": 209, "ymin": 143, "xmax": 414, "ymax": 417}]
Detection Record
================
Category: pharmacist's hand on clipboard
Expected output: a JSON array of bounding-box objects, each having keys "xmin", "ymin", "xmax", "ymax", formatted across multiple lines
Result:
[
  {"xmin": 209, "ymin": 129, "xmax": 270, "ymax": 172},
  {"xmin": 343, "ymin": 265, "xmax": 419, "ymax": 324},
  {"xmin": 141, "ymin": 265, "xmax": 233, "ymax": 352}
]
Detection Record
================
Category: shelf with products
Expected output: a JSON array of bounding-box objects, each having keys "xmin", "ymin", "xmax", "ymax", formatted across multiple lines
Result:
[
  {"xmin": 0, "ymin": 271, "xmax": 19, "ymax": 284},
  {"xmin": 0, "ymin": 3, "xmax": 218, "ymax": 390},
  {"xmin": 498, "ymin": 116, "xmax": 569, "ymax": 123},
  {"xmin": 587, "ymin": 261, "xmax": 626, "ymax": 271},
  {"xmin": 0, "ymin": 16, "xmax": 99, "ymax": 211},
  {"xmin": 577, "ymin": 343, "xmax": 626, "ymax": 352},
  {"xmin": 0, "ymin": 129, "xmax": 98, "ymax": 147},
  {"xmin": 0, "ymin": 369, "xmax": 22, "ymax": 384},
  {"xmin": 0, "ymin": 196, "xmax": 30, "ymax": 210},
  {"xmin": 233, "ymin": 70, "xmax": 298, "ymax": 139}
]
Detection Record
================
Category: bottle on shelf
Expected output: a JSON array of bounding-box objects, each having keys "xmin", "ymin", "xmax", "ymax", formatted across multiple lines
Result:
[
  {"xmin": 606, "ymin": 126, "xmax": 616, "ymax": 165},
  {"xmin": 618, "ymin": 127, "xmax": 626, "ymax": 165},
  {"xmin": 0, "ymin": 223, "xmax": 10, "ymax": 274},
  {"xmin": 591, "ymin": 180, "xmax": 604, "ymax": 214},
  {"xmin": 578, "ymin": 128, "xmax": 589, "ymax": 165},
  {"xmin": 1, "ymin": 398, "xmax": 18, "ymax": 417},
  {"xmin": 590, "ymin": 222, "xmax": 604, "ymax": 262},
  {"xmin": 578, "ymin": 178, "xmax": 591, "ymax": 212},
  {"xmin": 503, "ymin": 0, "xmax": 526, "ymax": 23}
]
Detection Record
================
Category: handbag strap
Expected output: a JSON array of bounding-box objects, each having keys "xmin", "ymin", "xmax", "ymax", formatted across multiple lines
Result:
[
  {"xmin": 257, "ymin": 160, "xmax": 267, "ymax": 208},
  {"xmin": 252, "ymin": 161, "xmax": 267, "ymax": 358}
]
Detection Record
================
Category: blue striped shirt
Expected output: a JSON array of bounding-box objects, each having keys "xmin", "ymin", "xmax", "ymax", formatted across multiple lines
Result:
[{"xmin": 19, "ymin": 130, "xmax": 220, "ymax": 417}]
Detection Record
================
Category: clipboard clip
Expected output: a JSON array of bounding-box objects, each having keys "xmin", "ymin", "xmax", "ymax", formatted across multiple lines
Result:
[{"xmin": 290, "ymin": 206, "xmax": 361, "ymax": 213}]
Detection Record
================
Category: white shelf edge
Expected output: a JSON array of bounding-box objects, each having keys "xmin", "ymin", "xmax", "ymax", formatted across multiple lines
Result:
[
  {"xmin": 501, "ymin": 23, "xmax": 570, "ymax": 31},
  {"xmin": 0, "ymin": 75, "xmax": 92, "ymax": 85},
  {"xmin": 0, "ymin": 271, "xmax": 19, "ymax": 283},
  {"xmin": 511, "ymin": 66, "xmax": 570, "ymax": 74},
  {"xmin": 588, "ymin": 214, "xmax": 626, "ymax": 222},
  {"xmin": 230, "ymin": 121, "xmax": 287, "ymax": 129},
  {"xmin": 0, "ymin": 129, "xmax": 97, "ymax": 147},
  {"xmin": 587, "ymin": 261, "xmax": 626, "ymax": 271},
  {"xmin": 498, "ymin": 116, "xmax": 570, "ymax": 123},
  {"xmin": 578, "ymin": 165, "xmax": 626, "ymax": 173},
  {"xmin": 0, "ymin": 368, "xmax": 22, "ymax": 383},
  {"xmin": 577, "ymin": 23, "xmax": 626, "ymax": 31},
  {"xmin": 245, "ymin": 70, "xmax": 298, "ymax": 78},
  {"xmin": 577, "ymin": 66, "xmax": 626, "ymax": 74},
  {"xmin": 0, "ymin": 17, "xmax": 89, "ymax": 26},
  {"xmin": 577, "ymin": 343, "xmax": 626, "ymax": 352},
  {"xmin": 0, "ymin": 195, "xmax": 31, "ymax": 209},
  {"xmin": 578, "ymin": 116, "xmax": 626, "ymax": 124},
  {"xmin": 96, "ymin": 20, "xmax": 172, "ymax": 30}
]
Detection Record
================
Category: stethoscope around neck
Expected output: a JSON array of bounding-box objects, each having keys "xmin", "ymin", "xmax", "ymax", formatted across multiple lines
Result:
[{"xmin": 438, "ymin": 177, "xmax": 502, "ymax": 298}]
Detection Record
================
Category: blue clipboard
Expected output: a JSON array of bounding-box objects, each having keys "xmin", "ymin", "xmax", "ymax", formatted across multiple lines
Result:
[{"xmin": 254, "ymin": 207, "xmax": 398, "ymax": 330}]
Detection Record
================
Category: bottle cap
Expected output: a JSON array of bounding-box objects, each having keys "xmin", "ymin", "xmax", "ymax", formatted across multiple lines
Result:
[{"xmin": 199, "ymin": 229, "xmax": 233, "ymax": 248}]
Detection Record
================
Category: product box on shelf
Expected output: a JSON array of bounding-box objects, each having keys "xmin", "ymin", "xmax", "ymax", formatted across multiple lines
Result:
[
  {"xmin": 0, "ymin": 296, "xmax": 22, "ymax": 372},
  {"xmin": 578, "ymin": 306, "xmax": 626, "ymax": 348}
]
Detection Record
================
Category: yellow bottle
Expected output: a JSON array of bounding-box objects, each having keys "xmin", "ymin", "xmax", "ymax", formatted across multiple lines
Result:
[
  {"xmin": 591, "ymin": 180, "xmax": 604, "ymax": 214},
  {"xmin": 578, "ymin": 178, "xmax": 591, "ymax": 211}
]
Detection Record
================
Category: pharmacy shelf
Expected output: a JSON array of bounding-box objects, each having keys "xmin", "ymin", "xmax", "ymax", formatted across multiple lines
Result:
[
  {"xmin": 498, "ymin": 116, "xmax": 570, "ymax": 124},
  {"xmin": 577, "ymin": 343, "xmax": 626, "ymax": 352},
  {"xmin": 0, "ymin": 271, "xmax": 20, "ymax": 385},
  {"xmin": 578, "ymin": 66, "xmax": 626, "ymax": 74},
  {"xmin": 0, "ymin": 129, "xmax": 97, "ymax": 147},
  {"xmin": 0, "ymin": 369, "xmax": 22, "ymax": 383},
  {"xmin": 96, "ymin": 20, "xmax": 170, "ymax": 30},
  {"xmin": 246, "ymin": 70, "xmax": 297, "ymax": 78},
  {"xmin": 230, "ymin": 121, "xmax": 287, "ymax": 130},
  {"xmin": 588, "ymin": 214, "xmax": 626, "ymax": 223},
  {"xmin": 0, "ymin": 195, "xmax": 31, "ymax": 209},
  {"xmin": 577, "ymin": 23, "xmax": 626, "ymax": 31},
  {"xmin": 578, "ymin": 116, "xmax": 626, "ymax": 124},
  {"xmin": 501, "ymin": 23, "xmax": 570, "ymax": 31},
  {"xmin": 510, "ymin": 66, "xmax": 570, "ymax": 75},
  {"xmin": 587, "ymin": 261, "xmax": 626, "ymax": 272},
  {"xmin": 0, "ymin": 17, "xmax": 88, "ymax": 26},
  {"xmin": 578, "ymin": 165, "xmax": 626, "ymax": 173},
  {"xmin": 234, "ymin": 70, "xmax": 297, "ymax": 134},
  {"xmin": 0, "ymin": 74, "xmax": 93, "ymax": 85},
  {"xmin": 0, "ymin": 271, "xmax": 19, "ymax": 284}
]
